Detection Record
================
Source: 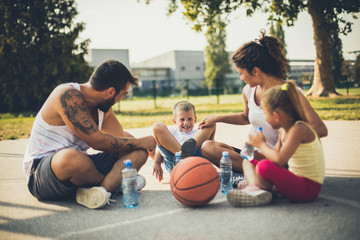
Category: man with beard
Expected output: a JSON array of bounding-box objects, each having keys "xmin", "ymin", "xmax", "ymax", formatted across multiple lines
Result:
[{"xmin": 23, "ymin": 60, "xmax": 156, "ymax": 209}]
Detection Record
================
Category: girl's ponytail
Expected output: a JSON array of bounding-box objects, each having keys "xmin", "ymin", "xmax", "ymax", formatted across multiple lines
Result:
[{"xmin": 262, "ymin": 82, "xmax": 308, "ymax": 123}]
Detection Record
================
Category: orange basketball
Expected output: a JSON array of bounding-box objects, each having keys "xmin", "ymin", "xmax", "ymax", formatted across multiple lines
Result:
[{"xmin": 170, "ymin": 156, "xmax": 220, "ymax": 207}]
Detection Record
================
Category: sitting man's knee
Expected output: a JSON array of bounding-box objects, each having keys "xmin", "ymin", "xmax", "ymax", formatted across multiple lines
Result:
[
  {"xmin": 201, "ymin": 140, "xmax": 216, "ymax": 155},
  {"xmin": 52, "ymin": 149, "xmax": 92, "ymax": 177},
  {"xmin": 201, "ymin": 140, "xmax": 215, "ymax": 150},
  {"xmin": 54, "ymin": 149, "xmax": 85, "ymax": 166}
]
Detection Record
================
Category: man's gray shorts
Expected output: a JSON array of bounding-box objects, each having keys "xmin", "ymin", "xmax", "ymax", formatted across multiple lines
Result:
[{"xmin": 28, "ymin": 151, "xmax": 120, "ymax": 200}]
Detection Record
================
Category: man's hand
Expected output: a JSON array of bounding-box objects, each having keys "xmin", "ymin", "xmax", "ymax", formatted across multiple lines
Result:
[{"xmin": 139, "ymin": 136, "xmax": 156, "ymax": 152}]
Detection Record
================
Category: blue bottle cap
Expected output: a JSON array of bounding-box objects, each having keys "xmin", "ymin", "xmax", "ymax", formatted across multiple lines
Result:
[
  {"xmin": 256, "ymin": 126, "xmax": 263, "ymax": 132},
  {"xmin": 222, "ymin": 151, "xmax": 229, "ymax": 156},
  {"xmin": 124, "ymin": 159, "xmax": 132, "ymax": 168}
]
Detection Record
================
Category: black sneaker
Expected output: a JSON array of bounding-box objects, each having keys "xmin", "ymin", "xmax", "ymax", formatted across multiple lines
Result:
[
  {"xmin": 181, "ymin": 138, "xmax": 197, "ymax": 159},
  {"xmin": 232, "ymin": 172, "xmax": 245, "ymax": 188}
]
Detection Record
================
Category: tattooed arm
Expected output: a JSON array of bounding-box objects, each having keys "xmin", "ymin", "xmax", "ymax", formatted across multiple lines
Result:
[
  {"xmin": 56, "ymin": 87, "xmax": 155, "ymax": 153},
  {"xmin": 101, "ymin": 108, "xmax": 128, "ymax": 137},
  {"xmin": 59, "ymin": 89, "xmax": 97, "ymax": 135}
]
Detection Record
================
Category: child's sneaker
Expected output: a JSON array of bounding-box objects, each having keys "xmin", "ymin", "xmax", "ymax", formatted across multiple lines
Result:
[
  {"xmin": 232, "ymin": 172, "xmax": 245, "ymax": 188},
  {"xmin": 181, "ymin": 138, "xmax": 197, "ymax": 158},
  {"xmin": 227, "ymin": 186, "xmax": 272, "ymax": 207},
  {"xmin": 237, "ymin": 179, "xmax": 248, "ymax": 190},
  {"xmin": 76, "ymin": 186, "xmax": 111, "ymax": 209}
]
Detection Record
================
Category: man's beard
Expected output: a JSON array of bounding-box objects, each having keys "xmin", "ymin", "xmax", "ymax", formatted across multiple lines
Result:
[{"xmin": 97, "ymin": 96, "xmax": 116, "ymax": 113}]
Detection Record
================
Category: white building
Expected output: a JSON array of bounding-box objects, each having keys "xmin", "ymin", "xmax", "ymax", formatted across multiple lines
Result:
[
  {"xmin": 132, "ymin": 50, "xmax": 205, "ymax": 85},
  {"xmin": 86, "ymin": 49, "xmax": 131, "ymax": 70},
  {"xmin": 131, "ymin": 51, "xmax": 204, "ymax": 90},
  {"xmin": 288, "ymin": 60, "xmax": 315, "ymax": 89}
]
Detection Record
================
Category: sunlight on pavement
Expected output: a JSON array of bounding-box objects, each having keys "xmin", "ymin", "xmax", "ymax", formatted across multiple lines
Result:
[{"xmin": 0, "ymin": 230, "xmax": 53, "ymax": 240}]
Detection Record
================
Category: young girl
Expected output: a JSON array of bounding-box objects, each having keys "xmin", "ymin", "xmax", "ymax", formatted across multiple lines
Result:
[{"xmin": 227, "ymin": 81, "xmax": 325, "ymax": 206}]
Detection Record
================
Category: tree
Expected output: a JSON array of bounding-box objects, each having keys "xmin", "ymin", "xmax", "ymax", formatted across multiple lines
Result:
[
  {"xmin": 269, "ymin": 21, "xmax": 287, "ymax": 58},
  {"xmin": 204, "ymin": 15, "xmax": 232, "ymax": 104},
  {"xmin": 166, "ymin": 0, "xmax": 360, "ymax": 97},
  {"xmin": 165, "ymin": 1, "xmax": 232, "ymax": 103},
  {"xmin": 329, "ymin": 26, "xmax": 345, "ymax": 88},
  {"xmin": 353, "ymin": 54, "xmax": 360, "ymax": 86},
  {"xmin": 0, "ymin": 0, "xmax": 92, "ymax": 113}
]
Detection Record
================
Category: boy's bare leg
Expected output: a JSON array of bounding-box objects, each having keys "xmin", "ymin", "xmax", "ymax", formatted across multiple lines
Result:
[
  {"xmin": 180, "ymin": 125, "xmax": 216, "ymax": 158},
  {"xmin": 193, "ymin": 125, "xmax": 216, "ymax": 146},
  {"xmin": 153, "ymin": 122, "xmax": 181, "ymax": 153}
]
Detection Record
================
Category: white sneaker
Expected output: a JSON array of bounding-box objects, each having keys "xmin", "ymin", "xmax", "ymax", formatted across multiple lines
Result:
[
  {"xmin": 227, "ymin": 186, "xmax": 272, "ymax": 207},
  {"xmin": 112, "ymin": 174, "xmax": 146, "ymax": 197},
  {"xmin": 76, "ymin": 186, "xmax": 111, "ymax": 209},
  {"xmin": 136, "ymin": 174, "xmax": 146, "ymax": 191}
]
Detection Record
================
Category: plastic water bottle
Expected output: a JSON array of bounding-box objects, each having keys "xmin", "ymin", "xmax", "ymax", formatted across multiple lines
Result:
[
  {"xmin": 241, "ymin": 143, "xmax": 255, "ymax": 161},
  {"xmin": 122, "ymin": 159, "xmax": 138, "ymax": 208},
  {"xmin": 220, "ymin": 151, "xmax": 233, "ymax": 194},
  {"xmin": 241, "ymin": 127, "xmax": 262, "ymax": 161},
  {"xmin": 174, "ymin": 151, "xmax": 182, "ymax": 166}
]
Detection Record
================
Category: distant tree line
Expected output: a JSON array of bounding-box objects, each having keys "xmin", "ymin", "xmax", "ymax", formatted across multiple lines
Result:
[{"xmin": 0, "ymin": 0, "xmax": 93, "ymax": 113}]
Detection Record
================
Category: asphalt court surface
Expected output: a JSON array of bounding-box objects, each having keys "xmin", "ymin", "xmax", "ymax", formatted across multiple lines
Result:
[{"xmin": 0, "ymin": 121, "xmax": 359, "ymax": 239}]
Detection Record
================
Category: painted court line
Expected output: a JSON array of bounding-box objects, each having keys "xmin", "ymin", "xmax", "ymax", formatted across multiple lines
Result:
[
  {"xmin": 58, "ymin": 198, "xmax": 227, "ymax": 239},
  {"xmin": 319, "ymin": 194, "xmax": 360, "ymax": 209},
  {"xmin": 58, "ymin": 208, "xmax": 184, "ymax": 239},
  {"xmin": 55, "ymin": 194, "xmax": 360, "ymax": 239}
]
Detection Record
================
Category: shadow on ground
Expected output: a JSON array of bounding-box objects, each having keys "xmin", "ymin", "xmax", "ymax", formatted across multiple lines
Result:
[{"xmin": 1, "ymin": 177, "xmax": 359, "ymax": 239}]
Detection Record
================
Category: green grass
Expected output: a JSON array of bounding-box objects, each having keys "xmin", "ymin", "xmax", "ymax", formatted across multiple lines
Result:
[
  {"xmin": 1, "ymin": 88, "xmax": 359, "ymax": 140},
  {"xmin": 336, "ymin": 88, "xmax": 360, "ymax": 95},
  {"xmin": 0, "ymin": 117, "xmax": 35, "ymax": 140},
  {"xmin": 309, "ymin": 97, "xmax": 360, "ymax": 120}
]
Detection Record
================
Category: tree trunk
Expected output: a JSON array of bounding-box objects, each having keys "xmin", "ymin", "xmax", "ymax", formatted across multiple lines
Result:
[{"xmin": 306, "ymin": 0, "xmax": 339, "ymax": 97}]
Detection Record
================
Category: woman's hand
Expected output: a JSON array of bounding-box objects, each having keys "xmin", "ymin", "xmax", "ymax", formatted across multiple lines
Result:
[{"xmin": 198, "ymin": 116, "xmax": 217, "ymax": 129}]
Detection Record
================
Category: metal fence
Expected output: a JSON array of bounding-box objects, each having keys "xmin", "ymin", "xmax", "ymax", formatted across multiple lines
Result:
[{"xmin": 131, "ymin": 78, "xmax": 245, "ymax": 98}]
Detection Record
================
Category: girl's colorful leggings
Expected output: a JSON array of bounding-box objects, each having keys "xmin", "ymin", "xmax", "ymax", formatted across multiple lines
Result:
[{"xmin": 253, "ymin": 159, "xmax": 322, "ymax": 202}]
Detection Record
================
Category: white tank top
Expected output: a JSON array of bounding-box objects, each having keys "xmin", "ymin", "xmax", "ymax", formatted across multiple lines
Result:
[
  {"xmin": 243, "ymin": 84, "xmax": 279, "ymax": 149},
  {"xmin": 23, "ymin": 83, "xmax": 104, "ymax": 178}
]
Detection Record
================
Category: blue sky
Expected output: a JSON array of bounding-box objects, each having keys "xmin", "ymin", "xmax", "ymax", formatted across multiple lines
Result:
[{"xmin": 75, "ymin": 0, "xmax": 360, "ymax": 64}]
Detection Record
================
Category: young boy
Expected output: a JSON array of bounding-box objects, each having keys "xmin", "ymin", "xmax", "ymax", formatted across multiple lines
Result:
[{"xmin": 152, "ymin": 101, "xmax": 216, "ymax": 181}]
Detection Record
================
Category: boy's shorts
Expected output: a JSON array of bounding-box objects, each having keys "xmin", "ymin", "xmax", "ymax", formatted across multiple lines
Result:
[
  {"xmin": 27, "ymin": 151, "xmax": 120, "ymax": 200},
  {"xmin": 157, "ymin": 145, "xmax": 204, "ymax": 174}
]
